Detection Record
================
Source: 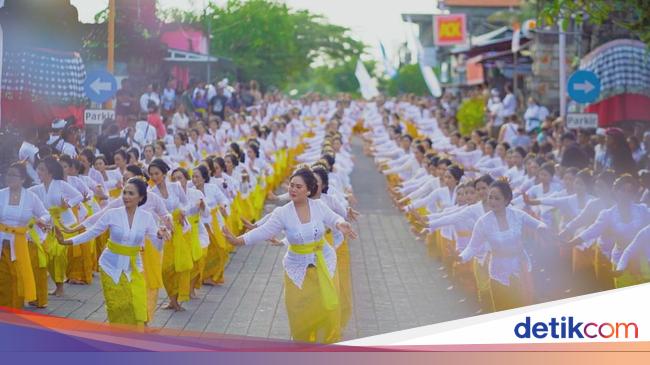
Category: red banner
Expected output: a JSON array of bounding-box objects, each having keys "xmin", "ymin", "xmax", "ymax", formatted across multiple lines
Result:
[{"xmin": 434, "ymin": 14, "xmax": 467, "ymax": 46}]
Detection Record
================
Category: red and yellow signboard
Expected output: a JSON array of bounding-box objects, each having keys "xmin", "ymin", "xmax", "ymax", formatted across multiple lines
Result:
[{"xmin": 433, "ymin": 14, "xmax": 467, "ymax": 46}]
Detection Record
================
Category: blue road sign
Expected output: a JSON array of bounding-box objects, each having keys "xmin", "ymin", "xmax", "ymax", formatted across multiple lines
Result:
[
  {"xmin": 567, "ymin": 70, "xmax": 601, "ymax": 104},
  {"xmin": 84, "ymin": 70, "xmax": 118, "ymax": 104}
]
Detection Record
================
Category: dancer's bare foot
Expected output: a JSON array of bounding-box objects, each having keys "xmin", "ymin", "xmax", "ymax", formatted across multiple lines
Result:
[
  {"xmin": 163, "ymin": 303, "xmax": 176, "ymax": 310},
  {"xmin": 28, "ymin": 301, "xmax": 47, "ymax": 308},
  {"xmin": 68, "ymin": 279, "xmax": 85, "ymax": 285},
  {"xmin": 174, "ymin": 305, "xmax": 186, "ymax": 312},
  {"xmin": 49, "ymin": 286, "xmax": 64, "ymax": 297}
]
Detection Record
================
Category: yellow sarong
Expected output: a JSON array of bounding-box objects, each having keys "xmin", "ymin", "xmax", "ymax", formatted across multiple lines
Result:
[
  {"xmin": 162, "ymin": 210, "xmax": 193, "ymax": 303},
  {"xmin": 102, "ymin": 240, "xmax": 147, "ymax": 324},
  {"xmin": 288, "ymin": 239, "xmax": 338, "ymax": 311},
  {"xmin": 0, "ymin": 223, "xmax": 37, "ymax": 304}
]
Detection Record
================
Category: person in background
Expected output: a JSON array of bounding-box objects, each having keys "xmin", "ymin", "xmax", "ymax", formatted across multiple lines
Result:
[
  {"xmin": 19, "ymin": 128, "xmax": 41, "ymax": 184},
  {"xmin": 147, "ymin": 102, "xmax": 166, "ymax": 140},
  {"xmin": 577, "ymin": 129, "xmax": 595, "ymax": 163},
  {"xmin": 593, "ymin": 128, "xmax": 608, "ymax": 171},
  {"xmin": 638, "ymin": 131, "xmax": 650, "ymax": 171},
  {"xmin": 511, "ymin": 127, "xmax": 532, "ymax": 150},
  {"xmin": 560, "ymin": 132, "xmax": 590, "ymax": 170},
  {"xmin": 161, "ymin": 79, "xmax": 177, "ymax": 118},
  {"xmin": 602, "ymin": 128, "xmax": 637, "ymax": 176},
  {"xmin": 97, "ymin": 122, "xmax": 128, "ymax": 165},
  {"xmin": 486, "ymin": 89, "xmax": 503, "ymax": 139},
  {"xmin": 140, "ymin": 83, "xmax": 160, "ymax": 114},
  {"xmin": 171, "ymin": 103, "xmax": 190, "ymax": 132},
  {"xmin": 628, "ymin": 135, "xmax": 644, "ymax": 165},
  {"xmin": 523, "ymin": 97, "xmax": 549, "ymax": 133},
  {"xmin": 115, "ymin": 78, "xmax": 137, "ymax": 130},
  {"xmin": 210, "ymin": 86, "xmax": 229, "ymax": 120}
]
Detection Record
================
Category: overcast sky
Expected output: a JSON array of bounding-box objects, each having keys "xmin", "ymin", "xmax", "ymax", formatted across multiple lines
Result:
[{"xmin": 70, "ymin": 0, "xmax": 437, "ymax": 65}]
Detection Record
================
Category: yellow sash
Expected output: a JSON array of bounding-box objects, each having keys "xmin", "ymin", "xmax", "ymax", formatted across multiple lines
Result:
[
  {"xmin": 288, "ymin": 239, "xmax": 339, "ymax": 311},
  {"xmin": 210, "ymin": 208, "xmax": 227, "ymax": 249},
  {"xmin": 27, "ymin": 220, "xmax": 47, "ymax": 268},
  {"xmin": 106, "ymin": 240, "xmax": 147, "ymax": 322},
  {"xmin": 109, "ymin": 187, "xmax": 122, "ymax": 199},
  {"xmin": 186, "ymin": 213, "xmax": 203, "ymax": 262},
  {"xmin": 172, "ymin": 210, "xmax": 193, "ymax": 272},
  {"xmin": 45, "ymin": 207, "xmax": 68, "ymax": 283},
  {"xmin": 0, "ymin": 223, "xmax": 37, "ymax": 302}
]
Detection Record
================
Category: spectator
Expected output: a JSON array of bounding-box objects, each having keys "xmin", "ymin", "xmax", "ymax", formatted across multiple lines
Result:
[
  {"xmin": 500, "ymin": 83, "xmax": 516, "ymax": 120},
  {"xmin": 172, "ymin": 103, "xmax": 190, "ymax": 132},
  {"xmin": 147, "ymin": 102, "xmax": 166, "ymax": 139},
  {"xmin": 181, "ymin": 78, "xmax": 197, "ymax": 118},
  {"xmin": 523, "ymin": 96, "xmax": 549, "ymax": 133},
  {"xmin": 19, "ymin": 128, "xmax": 41, "ymax": 183},
  {"xmin": 115, "ymin": 78, "xmax": 137, "ymax": 129},
  {"xmin": 593, "ymin": 128, "xmax": 607, "ymax": 170},
  {"xmin": 96, "ymin": 122, "xmax": 128, "ymax": 164},
  {"xmin": 210, "ymin": 86, "xmax": 229, "ymax": 120},
  {"xmin": 603, "ymin": 127, "xmax": 637, "ymax": 176},
  {"xmin": 628, "ymin": 135, "xmax": 644, "ymax": 164},
  {"xmin": 486, "ymin": 88, "xmax": 503, "ymax": 138},
  {"xmin": 638, "ymin": 131, "xmax": 650, "ymax": 170},
  {"xmin": 161, "ymin": 78, "xmax": 177, "ymax": 117},
  {"xmin": 560, "ymin": 132, "xmax": 589, "ymax": 169},
  {"xmin": 511, "ymin": 127, "xmax": 532, "ymax": 149},
  {"xmin": 139, "ymin": 83, "xmax": 160, "ymax": 113},
  {"xmin": 498, "ymin": 115, "xmax": 520, "ymax": 145},
  {"xmin": 577, "ymin": 129, "xmax": 595, "ymax": 162}
]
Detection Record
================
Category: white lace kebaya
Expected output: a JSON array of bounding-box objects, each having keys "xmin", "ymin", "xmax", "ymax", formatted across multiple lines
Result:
[{"xmin": 242, "ymin": 199, "xmax": 345, "ymax": 289}]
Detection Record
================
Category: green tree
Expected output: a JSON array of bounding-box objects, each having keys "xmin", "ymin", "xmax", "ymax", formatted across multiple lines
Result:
[
  {"xmin": 386, "ymin": 64, "xmax": 429, "ymax": 96},
  {"xmin": 289, "ymin": 60, "xmax": 378, "ymax": 97},
  {"xmin": 165, "ymin": 0, "xmax": 365, "ymax": 90},
  {"xmin": 539, "ymin": 0, "xmax": 650, "ymax": 45}
]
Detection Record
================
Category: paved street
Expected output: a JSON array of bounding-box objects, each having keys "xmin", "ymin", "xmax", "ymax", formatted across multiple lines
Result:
[{"xmin": 30, "ymin": 138, "xmax": 481, "ymax": 340}]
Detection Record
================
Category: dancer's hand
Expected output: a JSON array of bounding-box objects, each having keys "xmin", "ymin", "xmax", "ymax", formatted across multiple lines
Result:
[
  {"xmin": 336, "ymin": 221, "xmax": 358, "ymax": 240},
  {"xmin": 347, "ymin": 207, "xmax": 360, "ymax": 222},
  {"xmin": 54, "ymin": 226, "xmax": 72, "ymax": 245},
  {"xmin": 268, "ymin": 238, "xmax": 284, "ymax": 246},
  {"xmin": 222, "ymin": 226, "xmax": 244, "ymax": 246},
  {"xmin": 157, "ymin": 226, "xmax": 171, "ymax": 241}
]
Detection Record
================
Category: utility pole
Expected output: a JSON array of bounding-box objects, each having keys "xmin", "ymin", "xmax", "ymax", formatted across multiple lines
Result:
[
  {"xmin": 558, "ymin": 17, "xmax": 567, "ymax": 119},
  {"xmin": 106, "ymin": 0, "xmax": 116, "ymax": 109},
  {"xmin": 205, "ymin": 1, "xmax": 211, "ymax": 83}
]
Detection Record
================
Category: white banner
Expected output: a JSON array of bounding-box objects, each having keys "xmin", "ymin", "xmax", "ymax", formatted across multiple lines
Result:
[
  {"xmin": 406, "ymin": 16, "xmax": 442, "ymax": 97},
  {"xmin": 355, "ymin": 60, "xmax": 379, "ymax": 100},
  {"xmin": 342, "ymin": 283, "xmax": 650, "ymax": 346}
]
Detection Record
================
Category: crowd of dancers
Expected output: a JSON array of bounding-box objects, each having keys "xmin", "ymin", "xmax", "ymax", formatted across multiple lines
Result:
[
  {"xmin": 361, "ymin": 96, "xmax": 650, "ymax": 312},
  {"xmin": 1, "ymin": 89, "xmax": 650, "ymax": 343},
  {"xmin": 1, "ymin": 91, "xmax": 363, "ymax": 343}
]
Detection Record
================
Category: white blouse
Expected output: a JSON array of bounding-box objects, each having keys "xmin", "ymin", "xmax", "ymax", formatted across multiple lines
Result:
[
  {"xmin": 184, "ymin": 187, "xmax": 211, "ymax": 248},
  {"xmin": 28, "ymin": 180, "xmax": 83, "ymax": 226},
  {"xmin": 149, "ymin": 181, "xmax": 188, "ymax": 213},
  {"xmin": 616, "ymin": 224, "xmax": 650, "ymax": 271},
  {"xmin": 70, "ymin": 207, "xmax": 162, "ymax": 283},
  {"xmin": 81, "ymin": 191, "xmax": 170, "ymax": 228},
  {"xmin": 428, "ymin": 202, "xmax": 487, "ymax": 253},
  {"xmin": 0, "ymin": 188, "xmax": 50, "ymax": 260},
  {"xmin": 242, "ymin": 199, "xmax": 345, "ymax": 288},
  {"xmin": 461, "ymin": 207, "xmax": 546, "ymax": 286},
  {"xmin": 579, "ymin": 204, "xmax": 650, "ymax": 263}
]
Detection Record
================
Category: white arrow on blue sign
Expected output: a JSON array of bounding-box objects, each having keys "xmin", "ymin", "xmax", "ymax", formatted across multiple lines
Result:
[
  {"xmin": 84, "ymin": 70, "xmax": 118, "ymax": 104},
  {"xmin": 567, "ymin": 70, "xmax": 601, "ymax": 104}
]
